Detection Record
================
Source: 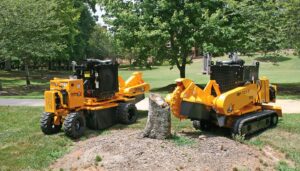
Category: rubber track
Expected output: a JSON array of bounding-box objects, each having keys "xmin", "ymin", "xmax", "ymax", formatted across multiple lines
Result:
[{"xmin": 232, "ymin": 110, "xmax": 276, "ymax": 136}]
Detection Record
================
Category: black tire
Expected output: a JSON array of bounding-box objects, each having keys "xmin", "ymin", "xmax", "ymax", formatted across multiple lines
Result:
[
  {"xmin": 192, "ymin": 120, "xmax": 201, "ymax": 130},
  {"xmin": 118, "ymin": 103, "xmax": 138, "ymax": 124},
  {"xmin": 271, "ymin": 114, "xmax": 279, "ymax": 126},
  {"xmin": 192, "ymin": 120, "xmax": 211, "ymax": 131},
  {"xmin": 199, "ymin": 120, "xmax": 211, "ymax": 131},
  {"xmin": 63, "ymin": 112, "xmax": 86, "ymax": 139},
  {"xmin": 40, "ymin": 112, "xmax": 62, "ymax": 135}
]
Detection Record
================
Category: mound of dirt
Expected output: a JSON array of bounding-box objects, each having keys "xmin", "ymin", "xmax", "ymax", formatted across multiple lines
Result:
[{"xmin": 50, "ymin": 129, "xmax": 290, "ymax": 171}]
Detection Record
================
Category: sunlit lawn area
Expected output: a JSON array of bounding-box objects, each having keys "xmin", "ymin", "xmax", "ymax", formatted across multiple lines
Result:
[
  {"xmin": 0, "ymin": 106, "xmax": 299, "ymax": 170},
  {"xmin": 0, "ymin": 53, "xmax": 299, "ymax": 98}
]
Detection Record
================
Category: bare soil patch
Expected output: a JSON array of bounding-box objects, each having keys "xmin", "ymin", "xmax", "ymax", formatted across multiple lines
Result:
[{"xmin": 50, "ymin": 129, "xmax": 291, "ymax": 171}]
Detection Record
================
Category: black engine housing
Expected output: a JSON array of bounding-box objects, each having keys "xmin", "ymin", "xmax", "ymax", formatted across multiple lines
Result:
[
  {"xmin": 210, "ymin": 60, "xmax": 259, "ymax": 92},
  {"xmin": 75, "ymin": 59, "xmax": 119, "ymax": 100}
]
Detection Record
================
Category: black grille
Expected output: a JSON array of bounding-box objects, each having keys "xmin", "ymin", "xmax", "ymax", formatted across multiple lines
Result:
[
  {"xmin": 75, "ymin": 59, "xmax": 119, "ymax": 100},
  {"xmin": 210, "ymin": 61, "xmax": 259, "ymax": 93}
]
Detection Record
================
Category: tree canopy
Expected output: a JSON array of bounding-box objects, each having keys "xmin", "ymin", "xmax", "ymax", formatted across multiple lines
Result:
[
  {"xmin": 0, "ymin": 0, "xmax": 106, "ymax": 85},
  {"xmin": 0, "ymin": 0, "xmax": 299, "ymax": 82},
  {"xmin": 98, "ymin": 0, "xmax": 292, "ymax": 78}
]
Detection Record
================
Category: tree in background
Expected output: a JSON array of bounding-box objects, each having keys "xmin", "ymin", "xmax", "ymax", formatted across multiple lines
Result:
[
  {"xmin": 99, "ymin": 0, "xmax": 235, "ymax": 78},
  {"xmin": 0, "ymin": 0, "xmax": 106, "ymax": 86},
  {"xmin": 87, "ymin": 25, "xmax": 119, "ymax": 59},
  {"xmin": 228, "ymin": 0, "xmax": 285, "ymax": 55},
  {"xmin": 47, "ymin": 0, "xmax": 81, "ymax": 70},
  {"xmin": 282, "ymin": 0, "xmax": 300, "ymax": 55},
  {"xmin": 71, "ymin": 0, "xmax": 97, "ymax": 61},
  {"xmin": 0, "ymin": 0, "xmax": 78, "ymax": 86}
]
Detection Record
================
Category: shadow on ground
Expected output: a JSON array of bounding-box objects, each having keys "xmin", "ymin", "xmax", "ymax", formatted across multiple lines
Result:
[
  {"xmin": 255, "ymin": 55, "xmax": 291, "ymax": 64},
  {"xmin": 119, "ymin": 66, "xmax": 159, "ymax": 71},
  {"xmin": 73, "ymin": 110, "xmax": 148, "ymax": 141},
  {"xmin": 0, "ymin": 70, "xmax": 71, "ymax": 96},
  {"xmin": 179, "ymin": 126, "xmax": 231, "ymax": 139},
  {"xmin": 276, "ymin": 83, "xmax": 300, "ymax": 99}
]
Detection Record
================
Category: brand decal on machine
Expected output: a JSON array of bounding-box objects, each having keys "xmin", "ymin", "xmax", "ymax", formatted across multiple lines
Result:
[{"xmin": 237, "ymin": 89, "xmax": 250, "ymax": 96}]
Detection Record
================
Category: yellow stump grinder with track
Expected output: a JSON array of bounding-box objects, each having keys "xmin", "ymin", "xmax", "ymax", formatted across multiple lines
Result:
[
  {"xmin": 166, "ymin": 58, "xmax": 282, "ymax": 136},
  {"xmin": 41, "ymin": 59, "xmax": 150, "ymax": 138}
]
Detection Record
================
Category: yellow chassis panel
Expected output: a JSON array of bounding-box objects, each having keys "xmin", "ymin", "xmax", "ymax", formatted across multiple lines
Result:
[
  {"xmin": 167, "ymin": 77, "xmax": 282, "ymax": 119},
  {"xmin": 44, "ymin": 72, "xmax": 150, "ymax": 125}
]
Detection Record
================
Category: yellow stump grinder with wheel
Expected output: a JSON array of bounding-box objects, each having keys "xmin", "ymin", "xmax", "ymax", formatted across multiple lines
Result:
[
  {"xmin": 166, "ymin": 59, "xmax": 282, "ymax": 136},
  {"xmin": 41, "ymin": 59, "xmax": 150, "ymax": 138}
]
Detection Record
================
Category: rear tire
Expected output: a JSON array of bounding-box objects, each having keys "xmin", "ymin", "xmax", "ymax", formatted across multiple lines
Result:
[
  {"xmin": 40, "ymin": 112, "xmax": 62, "ymax": 135},
  {"xmin": 64, "ymin": 112, "xmax": 86, "ymax": 139},
  {"xmin": 192, "ymin": 120, "xmax": 211, "ymax": 131},
  {"xmin": 192, "ymin": 120, "xmax": 201, "ymax": 130},
  {"xmin": 200, "ymin": 120, "xmax": 211, "ymax": 131},
  {"xmin": 118, "ymin": 103, "xmax": 138, "ymax": 124}
]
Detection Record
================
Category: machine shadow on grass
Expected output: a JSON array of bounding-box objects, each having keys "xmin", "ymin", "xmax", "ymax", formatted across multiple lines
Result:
[
  {"xmin": 176, "ymin": 119, "xmax": 284, "ymax": 141},
  {"xmin": 277, "ymin": 82, "xmax": 300, "ymax": 99},
  {"xmin": 110, "ymin": 110, "xmax": 148, "ymax": 130},
  {"xmin": 255, "ymin": 55, "xmax": 291, "ymax": 64},
  {"xmin": 75, "ymin": 111, "xmax": 282, "ymax": 143},
  {"xmin": 179, "ymin": 127, "xmax": 231, "ymax": 139},
  {"xmin": 72, "ymin": 110, "xmax": 149, "ymax": 141},
  {"xmin": 119, "ymin": 66, "xmax": 159, "ymax": 71}
]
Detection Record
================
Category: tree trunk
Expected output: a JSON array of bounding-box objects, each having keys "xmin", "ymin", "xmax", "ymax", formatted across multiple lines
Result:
[
  {"xmin": 176, "ymin": 56, "xmax": 187, "ymax": 78},
  {"xmin": 48, "ymin": 60, "xmax": 52, "ymax": 70},
  {"xmin": 58, "ymin": 61, "xmax": 61, "ymax": 70},
  {"xmin": 24, "ymin": 58, "xmax": 30, "ymax": 86},
  {"xmin": 5, "ymin": 57, "xmax": 11, "ymax": 71},
  {"xmin": 0, "ymin": 80, "xmax": 3, "ymax": 91},
  {"xmin": 179, "ymin": 66, "xmax": 186, "ymax": 78},
  {"xmin": 129, "ymin": 58, "xmax": 132, "ymax": 65},
  {"xmin": 142, "ymin": 93, "xmax": 171, "ymax": 139}
]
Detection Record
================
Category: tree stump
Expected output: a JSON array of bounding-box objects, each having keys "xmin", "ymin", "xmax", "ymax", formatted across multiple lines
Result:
[{"xmin": 142, "ymin": 93, "xmax": 171, "ymax": 139}]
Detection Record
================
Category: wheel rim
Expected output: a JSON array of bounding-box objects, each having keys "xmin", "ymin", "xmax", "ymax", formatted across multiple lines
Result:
[
  {"xmin": 128, "ymin": 108, "xmax": 135, "ymax": 120},
  {"xmin": 193, "ymin": 121, "xmax": 200, "ymax": 129},
  {"xmin": 49, "ymin": 117, "xmax": 56, "ymax": 129},
  {"xmin": 75, "ymin": 119, "xmax": 81, "ymax": 131}
]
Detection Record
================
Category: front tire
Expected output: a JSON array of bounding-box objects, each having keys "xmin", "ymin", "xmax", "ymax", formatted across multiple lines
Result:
[
  {"xmin": 118, "ymin": 103, "xmax": 138, "ymax": 124},
  {"xmin": 40, "ymin": 112, "xmax": 62, "ymax": 135},
  {"xmin": 64, "ymin": 112, "xmax": 86, "ymax": 139}
]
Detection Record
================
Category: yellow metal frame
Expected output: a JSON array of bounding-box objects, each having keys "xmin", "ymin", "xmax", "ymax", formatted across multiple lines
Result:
[
  {"xmin": 44, "ymin": 72, "xmax": 150, "ymax": 125},
  {"xmin": 118, "ymin": 72, "xmax": 150, "ymax": 97},
  {"xmin": 167, "ymin": 77, "xmax": 282, "ymax": 120},
  {"xmin": 166, "ymin": 79, "xmax": 221, "ymax": 119}
]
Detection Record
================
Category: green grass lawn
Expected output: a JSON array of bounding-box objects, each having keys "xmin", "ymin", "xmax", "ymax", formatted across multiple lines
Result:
[
  {"xmin": 248, "ymin": 114, "xmax": 300, "ymax": 170},
  {"xmin": 0, "ymin": 52, "xmax": 299, "ymax": 99},
  {"xmin": 0, "ymin": 106, "xmax": 72, "ymax": 170},
  {"xmin": 0, "ymin": 106, "xmax": 192, "ymax": 170},
  {"xmin": 1, "ymin": 106, "xmax": 299, "ymax": 170}
]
